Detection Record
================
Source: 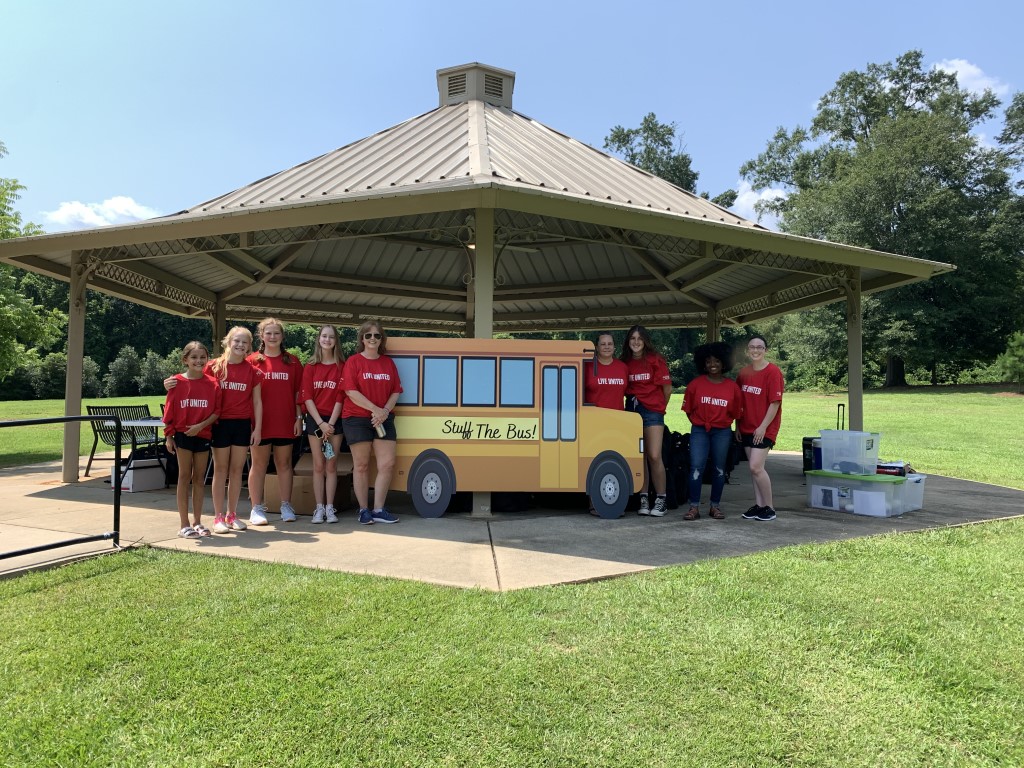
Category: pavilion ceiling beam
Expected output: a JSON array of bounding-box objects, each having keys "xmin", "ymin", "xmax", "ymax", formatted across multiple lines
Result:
[
  {"xmin": 2, "ymin": 254, "xmax": 72, "ymax": 281},
  {"xmin": 278, "ymin": 266, "xmax": 466, "ymax": 298},
  {"xmin": 229, "ymin": 296, "xmax": 465, "ymax": 323},
  {"xmin": 499, "ymin": 303, "xmax": 707, "ymax": 323},
  {"xmin": 494, "ymin": 276, "xmax": 658, "ymax": 298},
  {"xmin": 736, "ymin": 288, "xmax": 846, "ymax": 323},
  {"xmin": 201, "ymin": 251, "xmax": 259, "ymax": 283},
  {"xmin": 681, "ymin": 261, "xmax": 744, "ymax": 291},
  {"xmin": 716, "ymin": 273, "xmax": 833, "ymax": 313},
  {"xmin": 114, "ymin": 261, "xmax": 218, "ymax": 304},
  {"xmin": 604, "ymin": 228, "xmax": 714, "ymax": 310},
  {"xmin": 218, "ymin": 241, "xmax": 309, "ymax": 302},
  {"xmin": 87, "ymin": 275, "xmax": 205, "ymax": 317},
  {"xmin": 272, "ymin": 276, "xmax": 467, "ymax": 305}
]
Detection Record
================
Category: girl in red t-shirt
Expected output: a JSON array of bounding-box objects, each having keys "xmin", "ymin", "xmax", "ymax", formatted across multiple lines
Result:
[
  {"xmin": 681, "ymin": 342, "xmax": 742, "ymax": 521},
  {"xmin": 736, "ymin": 334, "xmax": 785, "ymax": 521},
  {"xmin": 246, "ymin": 318, "xmax": 303, "ymax": 525},
  {"xmin": 621, "ymin": 325, "xmax": 673, "ymax": 517},
  {"xmin": 300, "ymin": 325, "xmax": 346, "ymax": 524},
  {"xmin": 163, "ymin": 341, "xmax": 221, "ymax": 539},
  {"xmin": 342, "ymin": 320, "xmax": 403, "ymax": 525},
  {"xmin": 207, "ymin": 327, "xmax": 263, "ymax": 534}
]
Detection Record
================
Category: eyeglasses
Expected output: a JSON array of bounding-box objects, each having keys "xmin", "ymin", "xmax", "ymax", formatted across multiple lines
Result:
[
  {"xmin": 363, "ymin": 332, "xmax": 382, "ymax": 340},
  {"xmin": 747, "ymin": 345, "xmax": 766, "ymax": 350}
]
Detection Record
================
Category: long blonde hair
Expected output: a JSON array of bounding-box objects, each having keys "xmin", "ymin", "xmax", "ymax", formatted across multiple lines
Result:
[{"xmin": 210, "ymin": 326, "xmax": 252, "ymax": 381}]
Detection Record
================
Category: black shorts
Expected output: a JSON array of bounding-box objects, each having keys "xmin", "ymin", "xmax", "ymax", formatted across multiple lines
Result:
[
  {"xmin": 304, "ymin": 413, "xmax": 337, "ymax": 438},
  {"xmin": 173, "ymin": 433, "xmax": 211, "ymax": 453},
  {"xmin": 342, "ymin": 415, "xmax": 396, "ymax": 445},
  {"xmin": 211, "ymin": 418, "xmax": 251, "ymax": 448},
  {"xmin": 740, "ymin": 432, "xmax": 775, "ymax": 450},
  {"xmin": 258, "ymin": 436, "xmax": 297, "ymax": 447}
]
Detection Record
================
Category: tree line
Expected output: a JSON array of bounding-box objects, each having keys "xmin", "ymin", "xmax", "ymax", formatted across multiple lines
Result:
[{"xmin": 2, "ymin": 51, "xmax": 1023, "ymax": 398}]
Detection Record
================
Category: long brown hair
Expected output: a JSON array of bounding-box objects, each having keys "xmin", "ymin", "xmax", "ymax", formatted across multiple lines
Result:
[
  {"xmin": 252, "ymin": 317, "xmax": 296, "ymax": 364},
  {"xmin": 619, "ymin": 325, "xmax": 661, "ymax": 363},
  {"xmin": 311, "ymin": 324, "xmax": 344, "ymax": 365}
]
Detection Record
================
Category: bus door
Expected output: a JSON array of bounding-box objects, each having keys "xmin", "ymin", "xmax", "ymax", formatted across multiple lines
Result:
[{"xmin": 539, "ymin": 365, "xmax": 579, "ymax": 489}]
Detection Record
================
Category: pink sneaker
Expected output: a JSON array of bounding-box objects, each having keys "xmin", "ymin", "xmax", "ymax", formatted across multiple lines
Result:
[
  {"xmin": 226, "ymin": 512, "xmax": 247, "ymax": 531},
  {"xmin": 212, "ymin": 516, "xmax": 230, "ymax": 534}
]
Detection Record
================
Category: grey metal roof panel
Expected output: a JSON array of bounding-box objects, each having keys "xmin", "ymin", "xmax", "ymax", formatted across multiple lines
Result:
[{"xmin": 182, "ymin": 101, "xmax": 753, "ymax": 230}]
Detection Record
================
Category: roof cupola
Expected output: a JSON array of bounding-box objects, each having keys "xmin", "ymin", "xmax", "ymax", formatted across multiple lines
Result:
[{"xmin": 436, "ymin": 63, "xmax": 515, "ymax": 108}]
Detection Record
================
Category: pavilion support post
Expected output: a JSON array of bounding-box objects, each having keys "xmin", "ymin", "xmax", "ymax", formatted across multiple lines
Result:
[
  {"xmin": 471, "ymin": 207, "xmax": 495, "ymax": 517},
  {"xmin": 62, "ymin": 252, "xmax": 88, "ymax": 483},
  {"xmin": 705, "ymin": 309, "xmax": 720, "ymax": 343},
  {"xmin": 211, "ymin": 299, "xmax": 227, "ymax": 354},
  {"xmin": 844, "ymin": 268, "xmax": 864, "ymax": 431}
]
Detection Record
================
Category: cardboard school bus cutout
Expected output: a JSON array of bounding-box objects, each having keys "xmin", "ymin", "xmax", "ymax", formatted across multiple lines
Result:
[{"xmin": 384, "ymin": 338, "xmax": 644, "ymax": 518}]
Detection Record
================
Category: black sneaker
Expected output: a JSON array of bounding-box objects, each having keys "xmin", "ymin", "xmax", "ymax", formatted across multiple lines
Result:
[
  {"xmin": 742, "ymin": 505, "xmax": 762, "ymax": 520},
  {"xmin": 756, "ymin": 506, "xmax": 777, "ymax": 521}
]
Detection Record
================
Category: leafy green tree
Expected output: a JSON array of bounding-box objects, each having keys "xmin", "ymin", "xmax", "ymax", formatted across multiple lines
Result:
[
  {"xmin": 741, "ymin": 50, "xmax": 1024, "ymax": 386},
  {"xmin": 994, "ymin": 331, "xmax": 1024, "ymax": 391},
  {"xmin": 103, "ymin": 346, "xmax": 143, "ymax": 397},
  {"xmin": 604, "ymin": 113, "xmax": 700, "ymax": 192},
  {"xmin": 0, "ymin": 141, "xmax": 65, "ymax": 380},
  {"xmin": 136, "ymin": 350, "xmax": 182, "ymax": 395}
]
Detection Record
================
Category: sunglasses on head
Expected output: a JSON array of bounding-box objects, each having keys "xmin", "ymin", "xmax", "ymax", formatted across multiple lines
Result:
[{"xmin": 363, "ymin": 332, "xmax": 382, "ymax": 340}]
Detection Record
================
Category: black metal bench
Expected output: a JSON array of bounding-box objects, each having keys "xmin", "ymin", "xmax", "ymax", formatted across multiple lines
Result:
[{"xmin": 84, "ymin": 404, "xmax": 159, "ymax": 477}]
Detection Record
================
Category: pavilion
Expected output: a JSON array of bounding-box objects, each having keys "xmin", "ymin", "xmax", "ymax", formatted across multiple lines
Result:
[{"xmin": 0, "ymin": 63, "xmax": 954, "ymax": 483}]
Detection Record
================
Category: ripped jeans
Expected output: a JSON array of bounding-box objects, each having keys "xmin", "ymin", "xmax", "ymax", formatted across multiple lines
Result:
[{"xmin": 688, "ymin": 425, "xmax": 732, "ymax": 506}]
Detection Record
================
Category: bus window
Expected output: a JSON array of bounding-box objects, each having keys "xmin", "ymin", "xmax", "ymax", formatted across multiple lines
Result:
[
  {"xmin": 423, "ymin": 357, "xmax": 457, "ymax": 406},
  {"xmin": 560, "ymin": 366, "xmax": 577, "ymax": 440},
  {"xmin": 542, "ymin": 366, "xmax": 559, "ymax": 440},
  {"xmin": 499, "ymin": 358, "xmax": 534, "ymax": 406},
  {"xmin": 462, "ymin": 358, "xmax": 496, "ymax": 406},
  {"xmin": 392, "ymin": 355, "xmax": 419, "ymax": 405}
]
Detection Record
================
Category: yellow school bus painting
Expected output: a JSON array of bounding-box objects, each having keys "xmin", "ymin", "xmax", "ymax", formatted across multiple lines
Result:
[{"xmin": 385, "ymin": 338, "xmax": 644, "ymax": 518}]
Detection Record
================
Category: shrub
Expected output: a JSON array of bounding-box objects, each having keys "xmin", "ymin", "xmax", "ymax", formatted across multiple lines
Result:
[
  {"xmin": 33, "ymin": 352, "xmax": 68, "ymax": 399},
  {"xmin": 135, "ymin": 350, "xmax": 182, "ymax": 395}
]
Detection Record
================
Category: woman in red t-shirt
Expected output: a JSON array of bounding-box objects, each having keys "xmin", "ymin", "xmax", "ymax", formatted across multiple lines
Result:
[
  {"xmin": 342, "ymin": 320, "xmax": 403, "ymax": 525},
  {"xmin": 246, "ymin": 318, "xmax": 303, "ymax": 525},
  {"xmin": 584, "ymin": 332, "xmax": 629, "ymax": 515},
  {"xmin": 163, "ymin": 341, "xmax": 221, "ymax": 539},
  {"xmin": 300, "ymin": 325, "xmax": 346, "ymax": 524},
  {"xmin": 736, "ymin": 334, "xmax": 785, "ymax": 521},
  {"xmin": 621, "ymin": 325, "xmax": 673, "ymax": 517},
  {"xmin": 207, "ymin": 327, "xmax": 262, "ymax": 534},
  {"xmin": 681, "ymin": 342, "xmax": 742, "ymax": 521}
]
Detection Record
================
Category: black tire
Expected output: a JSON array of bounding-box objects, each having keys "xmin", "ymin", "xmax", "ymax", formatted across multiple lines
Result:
[
  {"xmin": 408, "ymin": 450, "xmax": 455, "ymax": 518},
  {"xmin": 587, "ymin": 454, "xmax": 630, "ymax": 519}
]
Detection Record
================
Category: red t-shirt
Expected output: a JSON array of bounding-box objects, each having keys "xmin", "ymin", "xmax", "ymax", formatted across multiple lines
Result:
[
  {"xmin": 247, "ymin": 352, "xmax": 302, "ymax": 440},
  {"xmin": 584, "ymin": 358, "xmax": 628, "ymax": 410},
  {"xmin": 300, "ymin": 361, "xmax": 346, "ymax": 418},
  {"xmin": 206, "ymin": 360, "xmax": 262, "ymax": 421},
  {"xmin": 737, "ymin": 362, "xmax": 785, "ymax": 441},
  {"xmin": 625, "ymin": 354, "xmax": 672, "ymax": 414},
  {"xmin": 682, "ymin": 375, "xmax": 743, "ymax": 431},
  {"xmin": 342, "ymin": 354, "xmax": 403, "ymax": 418},
  {"xmin": 162, "ymin": 374, "xmax": 222, "ymax": 439}
]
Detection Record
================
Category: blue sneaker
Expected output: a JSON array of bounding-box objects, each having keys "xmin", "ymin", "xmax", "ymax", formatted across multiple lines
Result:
[
  {"xmin": 358, "ymin": 508, "xmax": 374, "ymax": 525},
  {"xmin": 371, "ymin": 507, "xmax": 399, "ymax": 524}
]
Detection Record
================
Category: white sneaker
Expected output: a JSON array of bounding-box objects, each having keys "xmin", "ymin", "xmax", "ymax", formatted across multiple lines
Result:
[
  {"xmin": 311, "ymin": 504, "xmax": 326, "ymax": 524},
  {"xmin": 249, "ymin": 504, "xmax": 269, "ymax": 526},
  {"xmin": 280, "ymin": 502, "xmax": 297, "ymax": 522},
  {"xmin": 325, "ymin": 505, "xmax": 338, "ymax": 524},
  {"xmin": 227, "ymin": 513, "xmax": 247, "ymax": 531},
  {"xmin": 212, "ymin": 516, "xmax": 231, "ymax": 534}
]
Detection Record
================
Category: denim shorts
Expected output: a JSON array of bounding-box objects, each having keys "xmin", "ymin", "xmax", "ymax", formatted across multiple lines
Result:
[{"xmin": 630, "ymin": 400, "xmax": 665, "ymax": 428}]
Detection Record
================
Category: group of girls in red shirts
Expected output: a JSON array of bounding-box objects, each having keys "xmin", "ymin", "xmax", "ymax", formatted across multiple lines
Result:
[
  {"xmin": 163, "ymin": 317, "xmax": 404, "ymax": 538},
  {"xmin": 583, "ymin": 327, "xmax": 783, "ymax": 522}
]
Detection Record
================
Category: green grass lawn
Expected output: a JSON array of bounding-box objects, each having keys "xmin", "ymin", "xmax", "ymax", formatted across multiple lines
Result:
[
  {"xmin": 1, "ymin": 387, "xmax": 1022, "ymax": 488},
  {"xmin": 2, "ymin": 521, "xmax": 1023, "ymax": 767}
]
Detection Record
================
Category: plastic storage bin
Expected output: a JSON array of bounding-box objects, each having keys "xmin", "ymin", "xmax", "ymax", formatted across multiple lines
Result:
[
  {"xmin": 806, "ymin": 469, "xmax": 920, "ymax": 517},
  {"xmin": 818, "ymin": 430, "xmax": 881, "ymax": 475}
]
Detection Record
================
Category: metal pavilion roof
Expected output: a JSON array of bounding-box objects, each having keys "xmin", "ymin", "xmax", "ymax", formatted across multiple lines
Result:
[{"xmin": 0, "ymin": 63, "xmax": 953, "ymax": 335}]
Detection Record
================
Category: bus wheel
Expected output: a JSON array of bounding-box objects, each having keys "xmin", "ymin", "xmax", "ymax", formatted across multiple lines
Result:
[
  {"xmin": 588, "ymin": 455, "xmax": 630, "ymax": 519},
  {"xmin": 409, "ymin": 450, "xmax": 455, "ymax": 518}
]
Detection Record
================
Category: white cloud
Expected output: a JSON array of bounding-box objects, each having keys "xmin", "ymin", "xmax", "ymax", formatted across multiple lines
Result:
[
  {"xmin": 933, "ymin": 58, "xmax": 1010, "ymax": 97},
  {"xmin": 42, "ymin": 196, "xmax": 161, "ymax": 231},
  {"xmin": 731, "ymin": 180, "xmax": 786, "ymax": 231}
]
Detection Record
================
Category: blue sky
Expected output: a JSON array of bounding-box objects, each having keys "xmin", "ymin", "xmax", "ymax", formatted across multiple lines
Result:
[{"xmin": 3, "ymin": 0, "xmax": 1022, "ymax": 232}]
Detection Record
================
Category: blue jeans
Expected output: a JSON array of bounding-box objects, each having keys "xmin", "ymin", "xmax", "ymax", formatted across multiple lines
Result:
[{"xmin": 688, "ymin": 426, "xmax": 732, "ymax": 506}]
